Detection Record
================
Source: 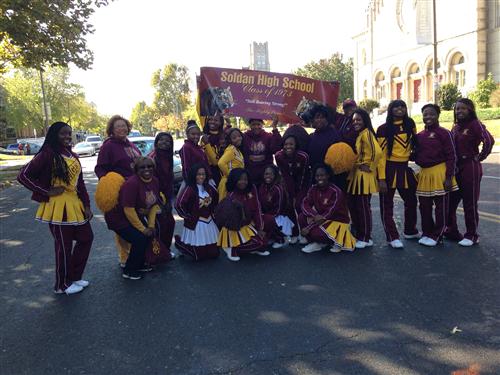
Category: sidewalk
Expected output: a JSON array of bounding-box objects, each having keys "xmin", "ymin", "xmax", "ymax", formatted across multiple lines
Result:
[{"xmin": 0, "ymin": 156, "xmax": 33, "ymax": 171}]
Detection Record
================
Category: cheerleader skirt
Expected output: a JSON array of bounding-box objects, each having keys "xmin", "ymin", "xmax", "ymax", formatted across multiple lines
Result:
[
  {"xmin": 320, "ymin": 220, "xmax": 356, "ymax": 250},
  {"xmin": 180, "ymin": 216, "xmax": 219, "ymax": 246},
  {"xmin": 275, "ymin": 215, "xmax": 294, "ymax": 236},
  {"xmin": 416, "ymin": 162, "xmax": 458, "ymax": 197},
  {"xmin": 385, "ymin": 160, "xmax": 417, "ymax": 190},
  {"xmin": 217, "ymin": 223, "xmax": 258, "ymax": 248},
  {"xmin": 347, "ymin": 169, "xmax": 379, "ymax": 195},
  {"xmin": 36, "ymin": 190, "xmax": 87, "ymax": 225}
]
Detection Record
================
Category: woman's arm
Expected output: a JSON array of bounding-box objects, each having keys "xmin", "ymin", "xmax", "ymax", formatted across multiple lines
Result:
[{"xmin": 17, "ymin": 150, "xmax": 51, "ymax": 196}]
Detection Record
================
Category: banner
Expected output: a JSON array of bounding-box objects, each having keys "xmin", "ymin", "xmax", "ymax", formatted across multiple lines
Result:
[
  {"xmin": 198, "ymin": 67, "xmax": 340, "ymax": 123},
  {"xmin": 416, "ymin": 0, "xmax": 433, "ymax": 45}
]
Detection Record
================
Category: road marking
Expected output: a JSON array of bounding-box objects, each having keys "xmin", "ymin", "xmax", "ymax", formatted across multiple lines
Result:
[{"xmin": 483, "ymin": 175, "xmax": 500, "ymax": 180}]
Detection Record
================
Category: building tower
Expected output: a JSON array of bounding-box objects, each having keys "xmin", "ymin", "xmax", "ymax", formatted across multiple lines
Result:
[{"xmin": 250, "ymin": 42, "xmax": 270, "ymax": 71}]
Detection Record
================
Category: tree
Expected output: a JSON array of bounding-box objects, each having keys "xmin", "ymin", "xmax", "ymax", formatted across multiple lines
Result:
[
  {"xmin": 0, "ymin": 0, "xmax": 112, "ymax": 71},
  {"xmin": 130, "ymin": 101, "xmax": 155, "ymax": 135},
  {"xmin": 358, "ymin": 98, "xmax": 380, "ymax": 114},
  {"xmin": 294, "ymin": 53, "xmax": 354, "ymax": 105},
  {"xmin": 151, "ymin": 63, "xmax": 191, "ymax": 117},
  {"xmin": 436, "ymin": 83, "xmax": 461, "ymax": 110},
  {"xmin": 469, "ymin": 73, "xmax": 498, "ymax": 109}
]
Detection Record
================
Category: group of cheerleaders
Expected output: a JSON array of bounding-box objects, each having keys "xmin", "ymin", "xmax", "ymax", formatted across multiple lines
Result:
[{"xmin": 18, "ymin": 97, "xmax": 494, "ymax": 294}]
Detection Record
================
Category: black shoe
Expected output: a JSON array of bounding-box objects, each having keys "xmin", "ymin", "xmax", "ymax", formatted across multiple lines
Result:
[
  {"xmin": 138, "ymin": 265, "xmax": 153, "ymax": 272},
  {"xmin": 122, "ymin": 271, "xmax": 142, "ymax": 280}
]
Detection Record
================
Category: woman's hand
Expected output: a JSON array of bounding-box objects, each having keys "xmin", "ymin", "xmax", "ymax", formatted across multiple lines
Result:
[
  {"xmin": 271, "ymin": 114, "xmax": 279, "ymax": 130},
  {"xmin": 143, "ymin": 228, "xmax": 154, "ymax": 237},
  {"xmin": 47, "ymin": 186, "xmax": 65, "ymax": 196},
  {"xmin": 84, "ymin": 206, "xmax": 93, "ymax": 220},
  {"xmin": 378, "ymin": 179, "xmax": 388, "ymax": 194},
  {"xmin": 444, "ymin": 178, "xmax": 453, "ymax": 192},
  {"xmin": 359, "ymin": 164, "xmax": 371, "ymax": 173}
]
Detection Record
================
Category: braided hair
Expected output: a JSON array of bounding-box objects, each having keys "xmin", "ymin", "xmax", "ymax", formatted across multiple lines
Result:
[
  {"xmin": 39, "ymin": 122, "xmax": 72, "ymax": 185},
  {"xmin": 385, "ymin": 100, "xmax": 417, "ymax": 157}
]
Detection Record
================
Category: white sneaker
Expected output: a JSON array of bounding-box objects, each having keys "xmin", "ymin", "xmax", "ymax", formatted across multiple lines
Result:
[
  {"xmin": 366, "ymin": 239, "xmax": 373, "ymax": 247},
  {"xmin": 222, "ymin": 247, "xmax": 240, "ymax": 261},
  {"xmin": 389, "ymin": 239, "xmax": 404, "ymax": 249},
  {"xmin": 418, "ymin": 236, "xmax": 429, "ymax": 245},
  {"xmin": 251, "ymin": 250, "xmax": 271, "ymax": 256},
  {"xmin": 288, "ymin": 236, "xmax": 298, "ymax": 244},
  {"xmin": 458, "ymin": 238, "xmax": 474, "ymax": 247},
  {"xmin": 419, "ymin": 237, "xmax": 437, "ymax": 247},
  {"xmin": 65, "ymin": 283, "xmax": 84, "ymax": 295},
  {"xmin": 403, "ymin": 232, "xmax": 421, "ymax": 239},
  {"xmin": 301, "ymin": 242, "xmax": 323, "ymax": 253},
  {"xmin": 298, "ymin": 236, "xmax": 308, "ymax": 245},
  {"xmin": 119, "ymin": 262, "xmax": 126, "ymax": 269},
  {"xmin": 355, "ymin": 240, "xmax": 367, "ymax": 249},
  {"xmin": 54, "ymin": 289, "xmax": 64, "ymax": 294},
  {"xmin": 329, "ymin": 246, "xmax": 342, "ymax": 253},
  {"xmin": 272, "ymin": 242, "xmax": 285, "ymax": 249},
  {"xmin": 74, "ymin": 280, "xmax": 89, "ymax": 288}
]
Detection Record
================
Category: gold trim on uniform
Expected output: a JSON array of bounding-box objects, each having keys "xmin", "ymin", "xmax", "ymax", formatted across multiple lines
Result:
[
  {"xmin": 320, "ymin": 220, "xmax": 356, "ymax": 250},
  {"xmin": 416, "ymin": 162, "xmax": 458, "ymax": 197}
]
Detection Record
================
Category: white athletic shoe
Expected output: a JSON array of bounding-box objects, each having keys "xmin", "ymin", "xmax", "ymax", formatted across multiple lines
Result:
[
  {"xmin": 355, "ymin": 240, "xmax": 368, "ymax": 249},
  {"xmin": 222, "ymin": 247, "xmax": 240, "ymax": 261},
  {"xmin": 251, "ymin": 250, "xmax": 271, "ymax": 256},
  {"xmin": 403, "ymin": 232, "xmax": 421, "ymax": 239},
  {"xmin": 329, "ymin": 246, "xmax": 342, "ymax": 253},
  {"xmin": 301, "ymin": 242, "xmax": 323, "ymax": 253},
  {"xmin": 54, "ymin": 289, "xmax": 64, "ymax": 295},
  {"xmin": 74, "ymin": 280, "xmax": 89, "ymax": 288},
  {"xmin": 366, "ymin": 239, "xmax": 373, "ymax": 247},
  {"xmin": 298, "ymin": 236, "xmax": 308, "ymax": 245},
  {"xmin": 288, "ymin": 236, "xmax": 298, "ymax": 244},
  {"xmin": 65, "ymin": 283, "xmax": 84, "ymax": 295},
  {"xmin": 389, "ymin": 239, "xmax": 404, "ymax": 249},
  {"xmin": 458, "ymin": 238, "xmax": 475, "ymax": 247},
  {"xmin": 272, "ymin": 242, "xmax": 285, "ymax": 249},
  {"xmin": 419, "ymin": 237, "xmax": 437, "ymax": 247}
]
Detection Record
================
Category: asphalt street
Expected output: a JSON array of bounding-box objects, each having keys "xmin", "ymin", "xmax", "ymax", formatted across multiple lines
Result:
[{"xmin": 1, "ymin": 154, "xmax": 499, "ymax": 375}]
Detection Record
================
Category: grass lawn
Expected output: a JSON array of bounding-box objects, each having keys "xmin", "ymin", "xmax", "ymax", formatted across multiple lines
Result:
[
  {"xmin": 415, "ymin": 118, "xmax": 500, "ymax": 138},
  {"xmin": 0, "ymin": 154, "xmax": 32, "ymax": 161}
]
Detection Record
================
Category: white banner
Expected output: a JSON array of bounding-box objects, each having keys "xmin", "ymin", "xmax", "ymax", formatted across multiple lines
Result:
[{"xmin": 416, "ymin": 0, "xmax": 433, "ymax": 45}]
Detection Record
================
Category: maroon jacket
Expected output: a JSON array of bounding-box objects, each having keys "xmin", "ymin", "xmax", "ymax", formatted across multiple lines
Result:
[
  {"xmin": 94, "ymin": 137, "xmax": 141, "ymax": 179},
  {"xmin": 415, "ymin": 123, "xmax": 456, "ymax": 178},
  {"xmin": 258, "ymin": 183, "xmax": 287, "ymax": 216},
  {"xmin": 275, "ymin": 149, "xmax": 310, "ymax": 199},
  {"xmin": 451, "ymin": 119, "xmax": 494, "ymax": 163},
  {"xmin": 243, "ymin": 129, "xmax": 282, "ymax": 184},
  {"xmin": 175, "ymin": 184, "xmax": 218, "ymax": 230},
  {"xmin": 301, "ymin": 183, "xmax": 350, "ymax": 227},
  {"xmin": 227, "ymin": 185, "xmax": 264, "ymax": 230},
  {"xmin": 17, "ymin": 147, "xmax": 90, "ymax": 206},
  {"xmin": 149, "ymin": 149, "xmax": 174, "ymax": 200},
  {"xmin": 179, "ymin": 139, "xmax": 211, "ymax": 181}
]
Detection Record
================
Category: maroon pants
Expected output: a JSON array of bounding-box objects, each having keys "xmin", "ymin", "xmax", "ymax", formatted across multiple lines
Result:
[
  {"xmin": 262, "ymin": 214, "xmax": 284, "ymax": 243},
  {"xmin": 348, "ymin": 194, "xmax": 372, "ymax": 242},
  {"xmin": 174, "ymin": 236, "xmax": 219, "ymax": 261},
  {"xmin": 379, "ymin": 187, "xmax": 418, "ymax": 241},
  {"xmin": 157, "ymin": 211, "xmax": 175, "ymax": 251},
  {"xmin": 447, "ymin": 160, "xmax": 482, "ymax": 242},
  {"xmin": 232, "ymin": 235, "xmax": 266, "ymax": 257},
  {"xmin": 298, "ymin": 213, "xmax": 332, "ymax": 245},
  {"xmin": 49, "ymin": 222, "xmax": 93, "ymax": 291},
  {"xmin": 419, "ymin": 194, "xmax": 449, "ymax": 241}
]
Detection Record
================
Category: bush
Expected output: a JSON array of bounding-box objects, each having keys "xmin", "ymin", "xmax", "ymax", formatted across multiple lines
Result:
[
  {"xmin": 469, "ymin": 73, "xmax": 498, "ymax": 109},
  {"xmin": 412, "ymin": 107, "xmax": 500, "ymax": 125},
  {"xmin": 436, "ymin": 83, "xmax": 461, "ymax": 110},
  {"xmin": 358, "ymin": 98, "xmax": 380, "ymax": 113},
  {"xmin": 489, "ymin": 85, "xmax": 500, "ymax": 108}
]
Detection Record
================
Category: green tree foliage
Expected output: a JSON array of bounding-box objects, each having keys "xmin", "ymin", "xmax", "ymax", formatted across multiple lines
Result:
[
  {"xmin": 436, "ymin": 83, "xmax": 461, "ymax": 110},
  {"xmin": 469, "ymin": 73, "xmax": 498, "ymax": 109},
  {"xmin": 489, "ymin": 85, "xmax": 500, "ymax": 108},
  {"xmin": 358, "ymin": 98, "xmax": 380, "ymax": 113},
  {"xmin": 294, "ymin": 53, "xmax": 354, "ymax": 105},
  {"xmin": 151, "ymin": 63, "xmax": 191, "ymax": 117},
  {"xmin": 3, "ymin": 67, "xmax": 106, "ymax": 135},
  {"xmin": 130, "ymin": 101, "xmax": 155, "ymax": 135},
  {"xmin": 0, "ymin": 0, "xmax": 112, "ymax": 71}
]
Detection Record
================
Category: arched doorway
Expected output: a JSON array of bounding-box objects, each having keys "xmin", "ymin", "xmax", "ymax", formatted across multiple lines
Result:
[
  {"xmin": 449, "ymin": 52, "xmax": 466, "ymax": 90},
  {"xmin": 374, "ymin": 71, "xmax": 387, "ymax": 104},
  {"xmin": 390, "ymin": 67, "xmax": 403, "ymax": 100},
  {"xmin": 407, "ymin": 62, "xmax": 422, "ymax": 104}
]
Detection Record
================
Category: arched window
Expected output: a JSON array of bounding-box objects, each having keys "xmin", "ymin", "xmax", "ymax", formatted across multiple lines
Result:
[
  {"xmin": 375, "ymin": 71, "xmax": 386, "ymax": 101},
  {"xmin": 450, "ymin": 52, "xmax": 466, "ymax": 87}
]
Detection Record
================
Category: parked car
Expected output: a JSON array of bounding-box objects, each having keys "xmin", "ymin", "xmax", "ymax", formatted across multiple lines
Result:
[
  {"xmin": 129, "ymin": 136, "xmax": 183, "ymax": 190},
  {"xmin": 72, "ymin": 142, "xmax": 96, "ymax": 157},
  {"xmin": 84, "ymin": 135, "xmax": 103, "ymax": 151},
  {"xmin": 129, "ymin": 130, "xmax": 141, "ymax": 138},
  {"xmin": 6, "ymin": 144, "xmax": 20, "ymax": 154}
]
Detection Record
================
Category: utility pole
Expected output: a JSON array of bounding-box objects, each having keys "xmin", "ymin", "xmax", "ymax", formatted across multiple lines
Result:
[
  {"xmin": 432, "ymin": 0, "xmax": 438, "ymax": 104},
  {"xmin": 39, "ymin": 69, "xmax": 49, "ymax": 130}
]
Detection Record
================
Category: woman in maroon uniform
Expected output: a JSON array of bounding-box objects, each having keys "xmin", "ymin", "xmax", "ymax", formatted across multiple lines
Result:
[
  {"xmin": 258, "ymin": 165, "xmax": 295, "ymax": 248},
  {"xmin": 415, "ymin": 104, "xmax": 458, "ymax": 247},
  {"xmin": 95, "ymin": 115, "xmax": 141, "ymax": 266},
  {"xmin": 179, "ymin": 120, "xmax": 212, "ymax": 186},
  {"xmin": 275, "ymin": 134, "xmax": 310, "ymax": 244},
  {"xmin": 18, "ymin": 122, "xmax": 93, "ymax": 295},
  {"xmin": 242, "ymin": 117, "xmax": 282, "ymax": 186},
  {"xmin": 149, "ymin": 132, "xmax": 176, "ymax": 254},
  {"xmin": 174, "ymin": 164, "xmax": 220, "ymax": 260},
  {"xmin": 299, "ymin": 164, "xmax": 356, "ymax": 254},
  {"xmin": 446, "ymin": 98, "xmax": 494, "ymax": 246},
  {"xmin": 217, "ymin": 168, "xmax": 268, "ymax": 261},
  {"xmin": 200, "ymin": 114, "xmax": 228, "ymax": 187}
]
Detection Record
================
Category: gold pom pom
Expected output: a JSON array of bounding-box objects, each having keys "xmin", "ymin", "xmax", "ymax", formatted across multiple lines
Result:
[
  {"xmin": 95, "ymin": 172, "xmax": 125, "ymax": 213},
  {"xmin": 324, "ymin": 142, "xmax": 357, "ymax": 174}
]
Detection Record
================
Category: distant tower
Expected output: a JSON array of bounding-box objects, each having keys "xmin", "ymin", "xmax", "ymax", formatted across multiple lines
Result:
[{"xmin": 250, "ymin": 42, "xmax": 270, "ymax": 71}]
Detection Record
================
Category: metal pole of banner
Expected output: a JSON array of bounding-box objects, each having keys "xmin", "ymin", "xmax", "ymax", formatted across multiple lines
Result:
[
  {"xmin": 432, "ymin": 0, "xmax": 439, "ymax": 104},
  {"xmin": 39, "ymin": 69, "xmax": 49, "ymax": 130}
]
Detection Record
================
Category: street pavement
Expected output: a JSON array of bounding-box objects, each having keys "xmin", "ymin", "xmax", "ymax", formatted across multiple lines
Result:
[{"xmin": 0, "ymin": 155, "xmax": 499, "ymax": 375}]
